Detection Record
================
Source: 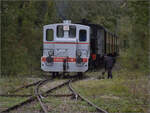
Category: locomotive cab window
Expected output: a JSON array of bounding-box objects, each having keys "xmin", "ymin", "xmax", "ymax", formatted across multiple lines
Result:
[
  {"xmin": 79, "ymin": 30, "xmax": 87, "ymax": 41},
  {"xmin": 46, "ymin": 29, "xmax": 53, "ymax": 41},
  {"xmin": 57, "ymin": 25, "xmax": 64, "ymax": 38},
  {"xmin": 69, "ymin": 26, "xmax": 76, "ymax": 38}
]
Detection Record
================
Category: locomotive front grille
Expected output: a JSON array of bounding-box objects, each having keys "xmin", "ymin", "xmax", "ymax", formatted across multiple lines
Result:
[{"xmin": 55, "ymin": 49, "xmax": 68, "ymax": 57}]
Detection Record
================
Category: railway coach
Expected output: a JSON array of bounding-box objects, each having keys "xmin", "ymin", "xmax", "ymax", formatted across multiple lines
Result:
[
  {"xmin": 81, "ymin": 21, "xmax": 119, "ymax": 68},
  {"xmin": 41, "ymin": 20, "xmax": 119, "ymax": 75}
]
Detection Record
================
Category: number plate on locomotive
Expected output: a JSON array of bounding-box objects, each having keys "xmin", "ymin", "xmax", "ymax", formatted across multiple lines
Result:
[{"xmin": 63, "ymin": 25, "xmax": 69, "ymax": 31}]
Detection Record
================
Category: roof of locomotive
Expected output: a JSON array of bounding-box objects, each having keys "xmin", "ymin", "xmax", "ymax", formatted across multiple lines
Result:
[
  {"xmin": 76, "ymin": 22, "xmax": 105, "ymax": 30},
  {"xmin": 44, "ymin": 20, "xmax": 90, "ymax": 29}
]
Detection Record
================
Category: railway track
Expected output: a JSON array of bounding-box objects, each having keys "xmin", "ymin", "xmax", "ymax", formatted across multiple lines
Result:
[
  {"xmin": 35, "ymin": 77, "xmax": 81, "ymax": 113},
  {"xmin": 35, "ymin": 78, "xmax": 108, "ymax": 113},
  {"xmin": 0, "ymin": 79, "xmax": 49, "ymax": 98},
  {"xmin": 0, "ymin": 78, "xmax": 51, "ymax": 113},
  {"xmin": 35, "ymin": 79, "xmax": 50, "ymax": 113},
  {"xmin": 1, "ymin": 75, "xmax": 108, "ymax": 113},
  {"xmin": 0, "ymin": 76, "xmax": 79, "ymax": 113},
  {"xmin": 68, "ymin": 80, "xmax": 108, "ymax": 113},
  {"xmin": 9, "ymin": 79, "xmax": 43, "ymax": 93}
]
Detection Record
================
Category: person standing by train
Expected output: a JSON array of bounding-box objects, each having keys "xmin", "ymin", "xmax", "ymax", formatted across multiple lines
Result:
[{"xmin": 102, "ymin": 54, "xmax": 115, "ymax": 79}]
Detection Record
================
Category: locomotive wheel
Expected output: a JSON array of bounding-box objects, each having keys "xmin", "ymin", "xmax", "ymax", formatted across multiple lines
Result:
[
  {"xmin": 52, "ymin": 72, "xmax": 56, "ymax": 78},
  {"xmin": 77, "ymin": 72, "xmax": 83, "ymax": 78},
  {"xmin": 52, "ymin": 72, "xmax": 60, "ymax": 78},
  {"xmin": 55, "ymin": 72, "xmax": 59, "ymax": 76}
]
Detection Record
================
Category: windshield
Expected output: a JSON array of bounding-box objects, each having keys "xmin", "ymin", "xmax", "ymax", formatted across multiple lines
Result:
[{"xmin": 56, "ymin": 25, "xmax": 76, "ymax": 38}]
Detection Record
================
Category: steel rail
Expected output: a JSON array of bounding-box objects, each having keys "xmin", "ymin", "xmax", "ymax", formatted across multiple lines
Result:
[
  {"xmin": 35, "ymin": 81, "xmax": 49, "ymax": 113},
  {"xmin": 47, "ymin": 94, "xmax": 73, "ymax": 97},
  {"xmin": 9, "ymin": 80, "xmax": 43, "ymax": 93},
  {"xmin": 68, "ymin": 80, "xmax": 108, "ymax": 113},
  {"xmin": 0, "ymin": 78, "xmax": 52, "ymax": 113},
  {"xmin": 0, "ymin": 94, "xmax": 32, "ymax": 97},
  {"xmin": 0, "ymin": 79, "xmax": 73, "ymax": 113}
]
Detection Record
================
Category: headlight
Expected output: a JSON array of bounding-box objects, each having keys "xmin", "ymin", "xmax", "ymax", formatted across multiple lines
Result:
[
  {"xmin": 46, "ymin": 56, "xmax": 53, "ymax": 63},
  {"xmin": 77, "ymin": 50, "xmax": 82, "ymax": 56},
  {"xmin": 48, "ymin": 50, "xmax": 54, "ymax": 56}
]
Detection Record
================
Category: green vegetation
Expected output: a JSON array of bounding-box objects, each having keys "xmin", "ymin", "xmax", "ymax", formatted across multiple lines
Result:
[
  {"xmin": 1, "ymin": 1, "xmax": 56, "ymax": 76},
  {"xmin": 0, "ymin": 96, "xmax": 27, "ymax": 108},
  {"xmin": 118, "ymin": 1, "xmax": 149, "ymax": 72},
  {"xmin": 1, "ymin": 1, "xmax": 149, "ymax": 76},
  {"xmin": 0, "ymin": 69, "xmax": 149, "ymax": 112},
  {"xmin": 73, "ymin": 73, "xmax": 150, "ymax": 113},
  {"xmin": 43, "ymin": 96, "xmax": 62, "ymax": 107},
  {"xmin": 0, "ymin": 77, "xmax": 41, "ymax": 95}
]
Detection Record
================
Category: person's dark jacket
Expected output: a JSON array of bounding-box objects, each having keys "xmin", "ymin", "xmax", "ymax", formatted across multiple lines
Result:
[{"xmin": 104, "ymin": 56, "xmax": 115, "ymax": 70}]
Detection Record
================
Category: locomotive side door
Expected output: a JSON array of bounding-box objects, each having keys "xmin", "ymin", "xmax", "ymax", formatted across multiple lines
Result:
[{"xmin": 76, "ymin": 25, "xmax": 90, "ymax": 72}]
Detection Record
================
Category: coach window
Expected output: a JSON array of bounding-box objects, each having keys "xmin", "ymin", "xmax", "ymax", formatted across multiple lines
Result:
[
  {"xmin": 69, "ymin": 26, "xmax": 76, "ymax": 38},
  {"xmin": 57, "ymin": 25, "xmax": 64, "ymax": 38},
  {"xmin": 79, "ymin": 30, "xmax": 87, "ymax": 41},
  {"xmin": 46, "ymin": 29, "xmax": 53, "ymax": 41}
]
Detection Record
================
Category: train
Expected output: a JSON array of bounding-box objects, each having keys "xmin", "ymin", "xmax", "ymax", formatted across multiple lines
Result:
[{"xmin": 41, "ymin": 20, "xmax": 119, "ymax": 76}]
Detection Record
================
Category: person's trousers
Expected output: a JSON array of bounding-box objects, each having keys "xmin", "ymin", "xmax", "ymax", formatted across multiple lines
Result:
[{"xmin": 107, "ymin": 68, "xmax": 112, "ymax": 79}]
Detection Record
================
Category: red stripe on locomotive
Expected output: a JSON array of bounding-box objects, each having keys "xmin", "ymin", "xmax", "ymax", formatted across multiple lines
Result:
[
  {"xmin": 44, "ymin": 42, "xmax": 89, "ymax": 44},
  {"xmin": 41, "ymin": 57, "xmax": 88, "ymax": 63}
]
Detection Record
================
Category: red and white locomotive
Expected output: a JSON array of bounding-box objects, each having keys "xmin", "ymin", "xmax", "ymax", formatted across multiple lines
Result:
[{"xmin": 41, "ymin": 20, "xmax": 119, "ymax": 75}]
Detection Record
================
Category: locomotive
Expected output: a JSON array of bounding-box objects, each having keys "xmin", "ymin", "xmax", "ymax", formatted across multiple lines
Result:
[{"xmin": 41, "ymin": 20, "xmax": 119, "ymax": 75}]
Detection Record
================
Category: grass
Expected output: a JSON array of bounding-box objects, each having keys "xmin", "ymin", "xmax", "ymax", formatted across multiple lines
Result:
[
  {"xmin": 0, "ymin": 77, "xmax": 43, "ymax": 95},
  {"xmin": 0, "ymin": 77, "xmax": 41, "ymax": 112},
  {"xmin": 0, "ymin": 96, "xmax": 27, "ymax": 108},
  {"xmin": 72, "ymin": 70, "xmax": 150, "ymax": 113},
  {"xmin": 43, "ymin": 96, "xmax": 62, "ymax": 108},
  {"xmin": 0, "ymin": 65, "xmax": 149, "ymax": 113}
]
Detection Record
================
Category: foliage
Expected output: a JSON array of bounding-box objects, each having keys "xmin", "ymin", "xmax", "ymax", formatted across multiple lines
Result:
[
  {"xmin": 1, "ymin": 1, "xmax": 55, "ymax": 76},
  {"xmin": 1, "ymin": 1, "xmax": 149, "ymax": 76},
  {"xmin": 122, "ymin": 1, "xmax": 149, "ymax": 71}
]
